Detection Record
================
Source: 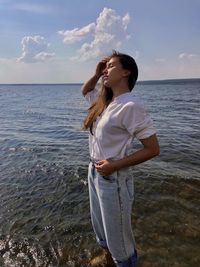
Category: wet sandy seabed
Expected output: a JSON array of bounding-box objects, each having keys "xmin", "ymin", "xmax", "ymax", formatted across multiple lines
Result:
[
  {"xmin": 2, "ymin": 171, "xmax": 199, "ymax": 267},
  {"xmin": 85, "ymin": 175, "xmax": 200, "ymax": 267}
]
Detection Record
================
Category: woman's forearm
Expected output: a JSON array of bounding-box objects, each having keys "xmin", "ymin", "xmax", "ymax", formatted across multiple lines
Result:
[
  {"xmin": 81, "ymin": 58, "xmax": 109, "ymax": 96},
  {"xmin": 114, "ymin": 134, "xmax": 160, "ymax": 171},
  {"xmin": 81, "ymin": 74, "xmax": 100, "ymax": 96},
  {"xmin": 95, "ymin": 147, "xmax": 159, "ymax": 177},
  {"xmin": 114, "ymin": 146, "xmax": 159, "ymax": 171}
]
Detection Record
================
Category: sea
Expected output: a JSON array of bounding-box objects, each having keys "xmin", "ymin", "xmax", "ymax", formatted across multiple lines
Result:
[{"xmin": 0, "ymin": 79, "xmax": 199, "ymax": 267}]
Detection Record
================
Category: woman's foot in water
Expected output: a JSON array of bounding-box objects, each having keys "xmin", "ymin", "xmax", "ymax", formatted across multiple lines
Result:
[{"xmin": 88, "ymin": 248, "xmax": 115, "ymax": 267}]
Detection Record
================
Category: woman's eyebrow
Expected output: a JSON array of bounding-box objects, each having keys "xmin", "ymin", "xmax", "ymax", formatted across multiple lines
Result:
[{"xmin": 107, "ymin": 62, "xmax": 114, "ymax": 67}]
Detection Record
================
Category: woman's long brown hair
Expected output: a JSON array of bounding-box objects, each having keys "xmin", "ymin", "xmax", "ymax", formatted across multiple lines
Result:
[{"xmin": 82, "ymin": 51, "xmax": 138, "ymax": 134}]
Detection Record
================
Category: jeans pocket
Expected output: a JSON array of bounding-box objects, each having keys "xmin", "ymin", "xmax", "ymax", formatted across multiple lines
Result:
[
  {"xmin": 101, "ymin": 172, "xmax": 117, "ymax": 183},
  {"xmin": 125, "ymin": 177, "xmax": 134, "ymax": 200}
]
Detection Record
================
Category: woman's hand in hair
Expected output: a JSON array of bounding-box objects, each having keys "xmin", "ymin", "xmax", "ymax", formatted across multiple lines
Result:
[
  {"xmin": 95, "ymin": 58, "xmax": 110, "ymax": 79},
  {"xmin": 95, "ymin": 159, "xmax": 117, "ymax": 176}
]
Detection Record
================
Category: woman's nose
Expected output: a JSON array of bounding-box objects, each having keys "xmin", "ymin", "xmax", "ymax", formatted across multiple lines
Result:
[{"xmin": 103, "ymin": 67, "xmax": 108, "ymax": 75}]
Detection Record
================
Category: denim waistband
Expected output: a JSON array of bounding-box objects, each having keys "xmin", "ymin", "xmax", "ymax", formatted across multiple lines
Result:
[{"xmin": 90, "ymin": 158, "xmax": 99, "ymax": 164}]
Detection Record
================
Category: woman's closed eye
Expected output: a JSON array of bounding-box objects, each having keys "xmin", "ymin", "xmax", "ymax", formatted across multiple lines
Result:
[{"xmin": 107, "ymin": 63, "xmax": 114, "ymax": 69}]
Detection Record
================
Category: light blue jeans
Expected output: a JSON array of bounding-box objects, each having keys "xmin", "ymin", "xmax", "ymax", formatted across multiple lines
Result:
[{"xmin": 88, "ymin": 160, "xmax": 138, "ymax": 267}]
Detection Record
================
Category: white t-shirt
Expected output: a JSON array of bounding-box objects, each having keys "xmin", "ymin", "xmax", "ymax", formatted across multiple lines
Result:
[{"xmin": 85, "ymin": 90, "xmax": 156, "ymax": 160}]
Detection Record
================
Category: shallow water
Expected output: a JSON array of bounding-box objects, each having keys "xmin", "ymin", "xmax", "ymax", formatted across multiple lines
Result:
[{"xmin": 0, "ymin": 80, "xmax": 199, "ymax": 266}]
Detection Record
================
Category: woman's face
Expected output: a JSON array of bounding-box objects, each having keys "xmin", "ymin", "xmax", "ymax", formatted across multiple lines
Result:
[{"xmin": 102, "ymin": 57, "xmax": 128, "ymax": 88}]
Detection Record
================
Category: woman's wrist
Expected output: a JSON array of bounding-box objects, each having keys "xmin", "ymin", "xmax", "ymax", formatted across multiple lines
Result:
[
  {"xmin": 112, "ymin": 159, "xmax": 125, "ymax": 172},
  {"xmin": 94, "ymin": 73, "xmax": 101, "ymax": 80},
  {"xmin": 112, "ymin": 157, "xmax": 133, "ymax": 171}
]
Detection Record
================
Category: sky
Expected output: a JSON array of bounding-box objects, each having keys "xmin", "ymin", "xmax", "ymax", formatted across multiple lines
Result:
[{"xmin": 0, "ymin": 0, "xmax": 199, "ymax": 83}]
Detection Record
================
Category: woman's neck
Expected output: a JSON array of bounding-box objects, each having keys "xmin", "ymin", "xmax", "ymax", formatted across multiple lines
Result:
[
  {"xmin": 110, "ymin": 78, "xmax": 130, "ymax": 98},
  {"xmin": 111, "ymin": 85, "xmax": 130, "ymax": 98}
]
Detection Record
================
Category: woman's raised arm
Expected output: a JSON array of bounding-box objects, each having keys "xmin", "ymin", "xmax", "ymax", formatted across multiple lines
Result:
[{"xmin": 81, "ymin": 58, "xmax": 109, "ymax": 96}]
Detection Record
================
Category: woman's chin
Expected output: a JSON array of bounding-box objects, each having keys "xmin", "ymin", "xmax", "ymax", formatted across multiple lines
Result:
[{"xmin": 103, "ymin": 80, "xmax": 110, "ymax": 87}]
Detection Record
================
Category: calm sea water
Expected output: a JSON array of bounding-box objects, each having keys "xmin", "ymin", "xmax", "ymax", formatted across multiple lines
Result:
[{"xmin": 0, "ymin": 80, "xmax": 199, "ymax": 267}]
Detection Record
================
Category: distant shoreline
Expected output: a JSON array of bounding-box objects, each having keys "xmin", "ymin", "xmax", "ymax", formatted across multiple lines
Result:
[{"xmin": 0, "ymin": 78, "xmax": 200, "ymax": 86}]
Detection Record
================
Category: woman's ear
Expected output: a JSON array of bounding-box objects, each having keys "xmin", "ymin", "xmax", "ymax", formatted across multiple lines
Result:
[{"xmin": 122, "ymin": 70, "xmax": 131, "ymax": 77}]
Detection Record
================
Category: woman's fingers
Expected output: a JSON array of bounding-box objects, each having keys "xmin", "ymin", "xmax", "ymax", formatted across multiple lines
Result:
[
  {"xmin": 96, "ymin": 160, "xmax": 104, "ymax": 166},
  {"xmin": 95, "ymin": 161, "xmax": 104, "ymax": 173},
  {"xmin": 95, "ymin": 57, "xmax": 110, "ymax": 76}
]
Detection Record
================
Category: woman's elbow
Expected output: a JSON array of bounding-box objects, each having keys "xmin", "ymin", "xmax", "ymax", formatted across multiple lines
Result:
[
  {"xmin": 142, "ymin": 135, "xmax": 160, "ymax": 158},
  {"xmin": 152, "ymin": 144, "xmax": 160, "ymax": 157}
]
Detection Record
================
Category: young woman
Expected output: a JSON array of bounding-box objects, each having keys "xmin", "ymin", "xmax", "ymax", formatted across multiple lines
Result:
[{"xmin": 81, "ymin": 51, "xmax": 160, "ymax": 267}]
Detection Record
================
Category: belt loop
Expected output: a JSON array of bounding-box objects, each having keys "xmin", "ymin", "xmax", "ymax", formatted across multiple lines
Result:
[
  {"xmin": 90, "ymin": 158, "xmax": 96, "ymax": 177},
  {"xmin": 90, "ymin": 157, "xmax": 97, "ymax": 165}
]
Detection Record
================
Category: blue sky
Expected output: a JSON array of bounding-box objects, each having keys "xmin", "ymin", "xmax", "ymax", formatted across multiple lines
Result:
[{"xmin": 0, "ymin": 0, "xmax": 199, "ymax": 83}]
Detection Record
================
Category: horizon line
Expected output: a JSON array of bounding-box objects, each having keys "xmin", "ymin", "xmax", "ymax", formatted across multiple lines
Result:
[{"xmin": 0, "ymin": 77, "xmax": 200, "ymax": 86}]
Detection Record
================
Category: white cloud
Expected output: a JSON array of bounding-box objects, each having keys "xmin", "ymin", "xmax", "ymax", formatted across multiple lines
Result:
[
  {"xmin": 179, "ymin": 53, "xmax": 199, "ymax": 60},
  {"xmin": 179, "ymin": 53, "xmax": 187, "ymax": 59},
  {"xmin": 58, "ymin": 23, "xmax": 96, "ymax": 44},
  {"xmin": 122, "ymin": 13, "xmax": 130, "ymax": 30},
  {"xmin": 59, "ymin": 8, "xmax": 131, "ymax": 61},
  {"xmin": 18, "ymin": 35, "xmax": 55, "ymax": 63}
]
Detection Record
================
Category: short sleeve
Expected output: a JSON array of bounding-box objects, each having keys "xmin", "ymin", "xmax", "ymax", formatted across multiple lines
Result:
[
  {"xmin": 85, "ymin": 88, "xmax": 99, "ymax": 104},
  {"xmin": 122, "ymin": 101, "xmax": 156, "ymax": 140}
]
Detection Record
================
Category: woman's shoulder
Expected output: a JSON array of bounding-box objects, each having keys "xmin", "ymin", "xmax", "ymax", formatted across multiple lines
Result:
[{"xmin": 116, "ymin": 92, "xmax": 144, "ymax": 108}]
